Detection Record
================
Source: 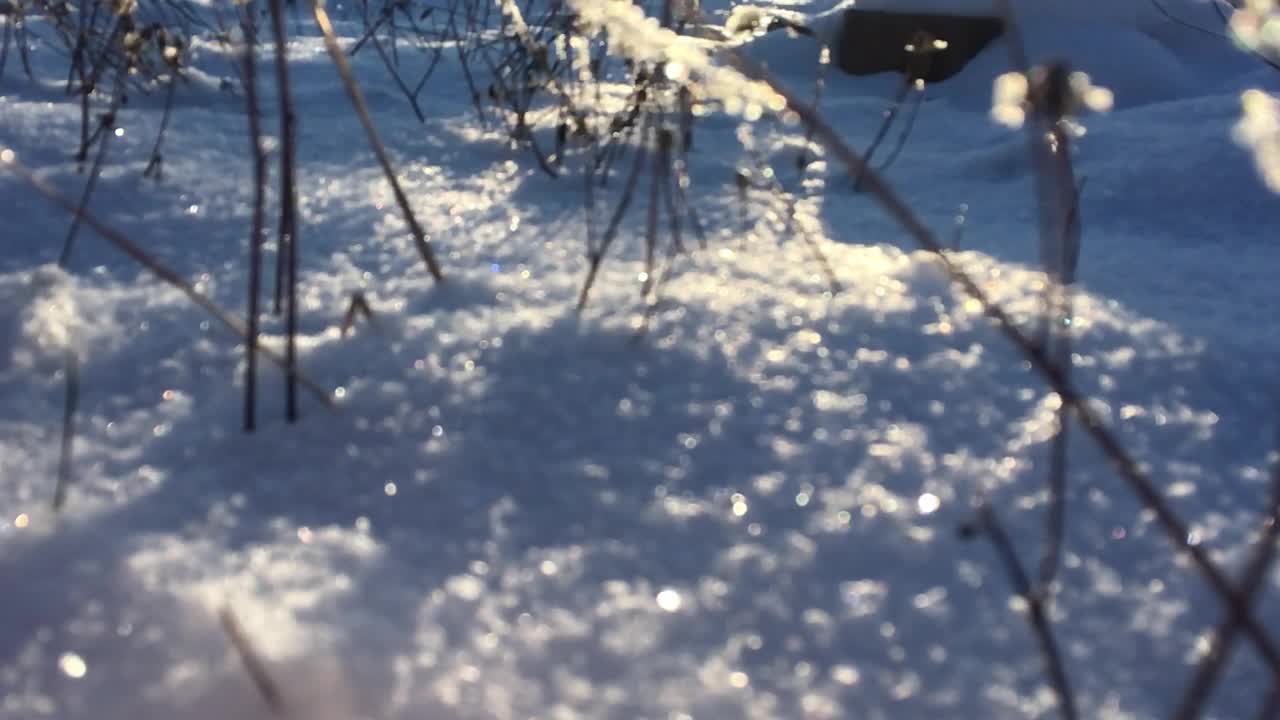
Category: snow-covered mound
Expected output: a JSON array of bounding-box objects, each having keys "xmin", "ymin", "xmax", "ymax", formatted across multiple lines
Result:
[
  {"xmin": 2, "ymin": 1, "xmax": 1279, "ymax": 718},
  {"xmin": 731, "ymin": 0, "xmax": 1258, "ymax": 108}
]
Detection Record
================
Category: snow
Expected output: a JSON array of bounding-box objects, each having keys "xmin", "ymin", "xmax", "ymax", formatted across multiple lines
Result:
[{"xmin": 2, "ymin": 0, "xmax": 1280, "ymax": 718}]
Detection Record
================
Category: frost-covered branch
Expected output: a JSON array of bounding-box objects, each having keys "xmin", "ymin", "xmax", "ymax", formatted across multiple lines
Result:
[{"xmin": 564, "ymin": 0, "xmax": 785, "ymax": 120}]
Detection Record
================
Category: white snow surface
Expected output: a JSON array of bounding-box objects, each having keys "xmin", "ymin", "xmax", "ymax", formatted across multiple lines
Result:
[{"xmin": 2, "ymin": 1, "xmax": 1280, "ymax": 718}]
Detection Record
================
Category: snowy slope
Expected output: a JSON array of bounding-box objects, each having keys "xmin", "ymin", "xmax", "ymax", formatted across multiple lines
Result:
[{"xmin": 2, "ymin": 1, "xmax": 1280, "ymax": 719}]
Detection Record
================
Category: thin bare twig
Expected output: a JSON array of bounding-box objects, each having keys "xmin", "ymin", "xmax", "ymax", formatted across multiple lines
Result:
[
  {"xmin": 1038, "ymin": 176, "xmax": 1086, "ymax": 590},
  {"xmin": 854, "ymin": 75, "xmax": 911, "ymax": 190},
  {"xmin": 0, "ymin": 8, "xmax": 13, "ymax": 82},
  {"xmin": 59, "ymin": 70, "xmax": 125, "ymax": 268},
  {"xmin": 242, "ymin": 12, "xmax": 267, "ymax": 432},
  {"xmin": 642, "ymin": 121, "xmax": 662, "ymax": 297},
  {"xmin": 1171, "ymin": 438, "xmax": 1280, "ymax": 720},
  {"xmin": 266, "ymin": 0, "xmax": 300, "ymax": 422},
  {"xmin": 312, "ymin": 0, "xmax": 445, "ymax": 282},
  {"xmin": 577, "ymin": 117, "xmax": 651, "ymax": 312},
  {"xmin": 143, "ymin": 72, "xmax": 180, "ymax": 180},
  {"xmin": 1150, "ymin": 0, "xmax": 1230, "ymax": 40},
  {"xmin": 340, "ymin": 290, "xmax": 377, "ymax": 337},
  {"xmin": 964, "ymin": 505, "xmax": 1078, "ymax": 720}
]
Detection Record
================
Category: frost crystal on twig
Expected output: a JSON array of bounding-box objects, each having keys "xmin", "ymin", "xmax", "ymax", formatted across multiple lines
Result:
[
  {"xmin": 565, "ymin": 0, "xmax": 786, "ymax": 120},
  {"xmin": 1236, "ymin": 88, "xmax": 1280, "ymax": 193},
  {"xmin": 991, "ymin": 67, "xmax": 1113, "ymax": 134},
  {"xmin": 1230, "ymin": 0, "xmax": 1280, "ymax": 60},
  {"xmin": 1226, "ymin": 1, "xmax": 1280, "ymax": 192}
]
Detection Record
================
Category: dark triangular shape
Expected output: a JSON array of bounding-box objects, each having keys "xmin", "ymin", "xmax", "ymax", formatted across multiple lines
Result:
[{"xmin": 834, "ymin": 9, "xmax": 1005, "ymax": 83}]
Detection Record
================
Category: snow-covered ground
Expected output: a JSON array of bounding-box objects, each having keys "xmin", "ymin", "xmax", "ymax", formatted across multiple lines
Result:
[{"xmin": 3, "ymin": 1, "xmax": 1280, "ymax": 718}]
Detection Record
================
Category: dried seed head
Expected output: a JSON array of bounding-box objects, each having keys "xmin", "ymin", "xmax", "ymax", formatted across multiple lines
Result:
[{"xmin": 990, "ymin": 63, "xmax": 1112, "ymax": 130}]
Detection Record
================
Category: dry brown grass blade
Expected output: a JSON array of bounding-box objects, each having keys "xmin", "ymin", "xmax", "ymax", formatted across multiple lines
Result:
[
  {"xmin": 219, "ymin": 607, "xmax": 288, "ymax": 717},
  {"xmin": 52, "ymin": 346, "xmax": 79, "ymax": 510},
  {"xmin": 312, "ymin": 0, "xmax": 444, "ymax": 282}
]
